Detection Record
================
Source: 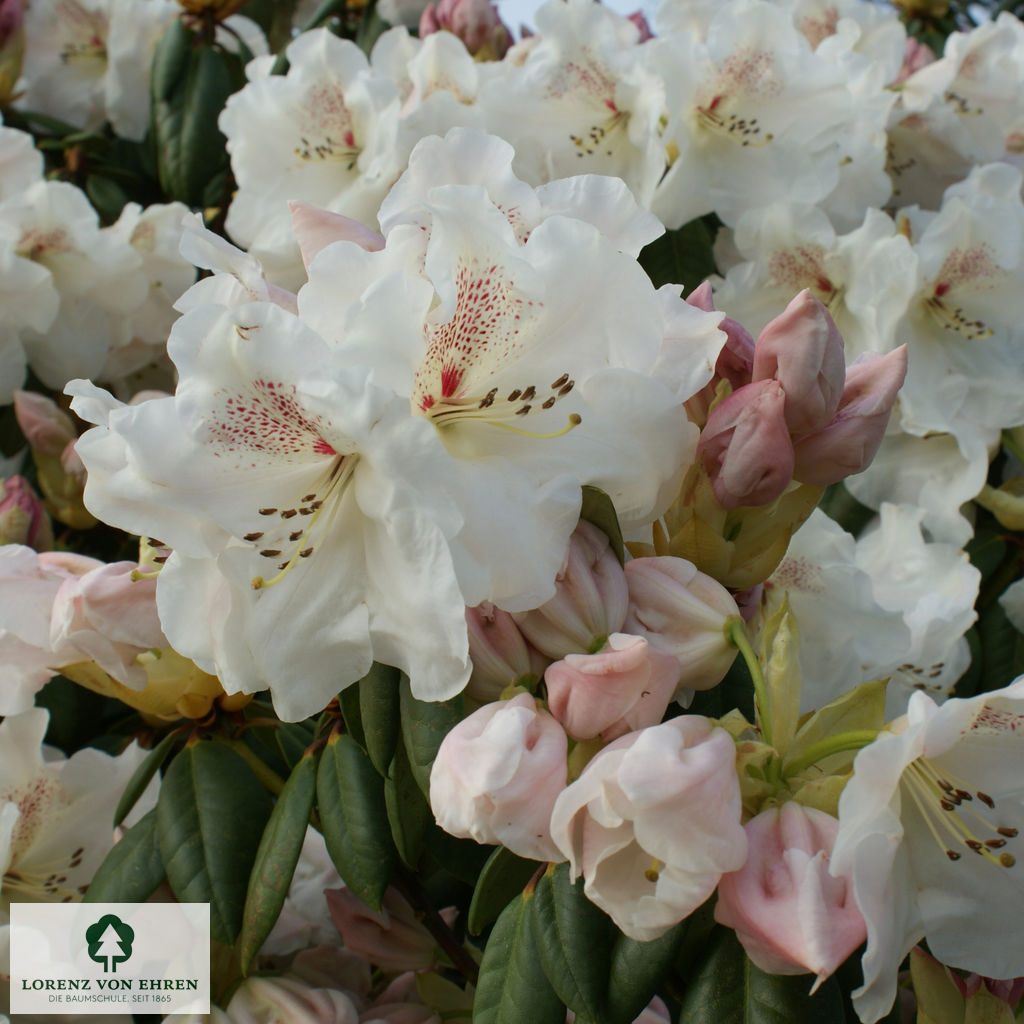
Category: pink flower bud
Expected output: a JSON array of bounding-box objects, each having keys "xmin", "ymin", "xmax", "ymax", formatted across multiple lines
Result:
[
  {"xmin": 325, "ymin": 887, "xmax": 454, "ymax": 973},
  {"xmin": 465, "ymin": 602, "xmax": 549, "ymax": 701},
  {"xmin": 791, "ymin": 346, "xmax": 907, "ymax": 487},
  {"xmin": 61, "ymin": 438, "xmax": 87, "ymax": 486},
  {"xmin": 752, "ymin": 289, "xmax": 846, "ymax": 436},
  {"xmin": 714, "ymin": 803, "xmax": 866, "ymax": 987},
  {"xmin": 698, "ymin": 380, "xmax": 795, "ymax": 508},
  {"xmin": 949, "ymin": 970, "xmax": 1024, "ymax": 1005},
  {"xmin": 891, "ymin": 36, "xmax": 936, "ymax": 86},
  {"xmin": 0, "ymin": 476, "xmax": 52, "ymax": 550},
  {"xmin": 419, "ymin": 0, "xmax": 511, "ymax": 58},
  {"xmin": 289, "ymin": 200, "xmax": 385, "ymax": 270},
  {"xmin": 513, "ymin": 520, "xmax": 629, "ymax": 658},
  {"xmin": 623, "ymin": 557, "xmax": 739, "ymax": 692},
  {"xmin": 429, "ymin": 692, "xmax": 567, "ymax": 861},
  {"xmin": 545, "ymin": 633, "xmax": 680, "ymax": 741},
  {"xmin": 14, "ymin": 390, "xmax": 76, "ymax": 457}
]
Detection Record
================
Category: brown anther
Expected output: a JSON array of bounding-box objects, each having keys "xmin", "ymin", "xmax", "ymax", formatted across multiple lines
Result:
[
  {"xmin": 542, "ymin": 397, "xmax": 556, "ymax": 409},
  {"xmin": 966, "ymin": 839, "xmax": 984, "ymax": 853},
  {"xmin": 281, "ymin": 509, "xmax": 298, "ymax": 519},
  {"xmin": 559, "ymin": 381, "xmax": 575, "ymax": 396},
  {"xmin": 516, "ymin": 405, "xmax": 532, "ymax": 416},
  {"xmin": 302, "ymin": 493, "xmax": 317, "ymax": 502},
  {"xmin": 259, "ymin": 508, "xmax": 278, "ymax": 515},
  {"xmin": 940, "ymin": 800, "xmax": 956, "ymax": 811},
  {"xmin": 508, "ymin": 389, "xmax": 522, "ymax": 401},
  {"xmin": 997, "ymin": 827, "xmax": 1019, "ymax": 837},
  {"xmin": 1000, "ymin": 853, "xmax": 1016, "ymax": 867},
  {"xmin": 978, "ymin": 792, "xmax": 995, "ymax": 808},
  {"xmin": 479, "ymin": 388, "xmax": 498, "ymax": 409},
  {"xmin": 300, "ymin": 507, "xmax": 314, "ymax": 515},
  {"xmin": 300, "ymin": 548, "xmax": 313, "ymax": 558},
  {"xmin": 985, "ymin": 839, "xmax": 1007, "ymax": 849},
  {"xmin": 310, "ymin": 500, "xmax": 323, "ymax": 510},
  {"xmin": 521, "ymin": 385, "xmax": 536, "ymax": 401},
  {"xmin": 260, "ymin": 549, "xmax": 282, "ymax": 558},
  {"xmin": 552, "ymin": 373, "xmax": 569, "ymax": 388},
  {"xmin": 937, "ymin": 779, "xmax": 954, "ymax": 793},
  {"xmin": 289, "ymin": 530, "xmax": 303, "ymax": 542},
  {"xmin": 946, "ymin": 850, "xmax": 961, "ymax": 860},
  {"xmin": 955, "ymin": 789, "xmax": 973, "ymax": 801},
  {"xmin": 244, "ymin": 532, "xmax": 264, "ymax": 541},
  {"xmin": 153, "ymin": 555, "xmax": 168, "ymax": 564}
]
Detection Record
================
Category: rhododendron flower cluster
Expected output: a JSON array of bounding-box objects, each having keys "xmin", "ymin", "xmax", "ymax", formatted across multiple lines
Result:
[{"xmin": 1, "ymin": 0, "xmax": 1023, "ymax": 1021}]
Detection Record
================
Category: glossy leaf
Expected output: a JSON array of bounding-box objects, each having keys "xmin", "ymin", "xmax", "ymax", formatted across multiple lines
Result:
[
  {"xmin": 607, "ymin": 918, "xmax": 689, "ymax": 1024},
  {"xmin": 676, "ymin": 928, "xmax": 845, "ymax": 1024},
  {"xmin": 360, "ymin": 663, "xmax": 402, "ymax": 776},
  {"xmin": 113, "ymin": 728, "xmax": 180, "ymax": 828},
  {"xmin": 638, "ymin": 217, "xmax": 717, "ymax": 295},
  {"xmin": 239, "ymin": 749, "xmax": 318, "ymax": 974},
  {"xmin": 530, "ymin": 864, "xmax": 614, "ymax": 1023},
  {"xmin": 84, "ymin": 808, "xmax": 164, "ymax": 904},
  {"xmin": 156, "ymin": 740, "xmax": 273, "ymax": 945},
  {"xmin": 385, "ymin": 735, "xmax": 430, "ymax": 869},
  {"xmin": 473, "ymin": 891, "xmax": 565, "ymax": 1024},
  {"xmin": 581, "ymin": 485, "xmax": 625, "ymax": 566},
  {"xmin": 468, "ymin": 846, "xmax": 539, "ymax": 936},
  {"xmin": 316, "ymin": 731, "xmax": 396, "ymax": 910},
  {"xmin": 399, "ymin": 678, "xmax": 463, "ymax": 797}
]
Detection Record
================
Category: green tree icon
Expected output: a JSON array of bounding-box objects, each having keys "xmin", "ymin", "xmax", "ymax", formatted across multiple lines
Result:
[{"xmin": 85, "ymin": 915, "xmax": 134, "ymax": 973}]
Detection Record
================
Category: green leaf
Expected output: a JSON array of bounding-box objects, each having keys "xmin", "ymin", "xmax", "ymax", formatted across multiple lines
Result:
[
  {"xmin": 316, "ymin": 732, "xmax": 396, "ymax": 910},
  {"xmin": 977, "ymin": 599, "xmax": 1024, "ymax": 696},
  {"xmin": 468, "ymin": 846, "xmax": 539, "ymax": 936},
  {"xmin": 607, "ymin": 918, "xmax": 689, "ymax": 1024},
  {"xmin": 638, "ymin": 217, "xmax": 717, "ymax": 295},
  {"xmin": 85, "ymin": 174, "xmax": 129, "ymax": 225},
  {"xmin": 239, "ymin": 749, "xmax": 318, "ymax": 974},
  {"xmin": 385, "ymin": 736, "xmax": 431, "ymax": 869},
  {"xmin": 580, "ymin": 485, "xmax": 625, "ymax": 566},
  {"xmin": 676, "ymin": 928, "xmax": 845, "ymax": 1024},
  {"xmin": 275, "ymin": 720, "xmax": 317, "ymax": 771},
  {"xmin": 114, "ymin": 729, "xmax": 181, "ymax": 828},
  {"xmin": 84, "ymin": 808, "xmax": 164, "ymax": 904},
  {"xmin": 360, "ymin": 663, "xmax": 402, "ymax": 776},
  {"xmin": 157, "ymin": 740, "xmax": 273, "ymax": 945},
  {"xmin": 818, "ymin": 483, "xmax": 876, "ymax": 539},
  {"xmin": 425, "ymin": 825, "xmax": 496, "ymax": 886},
  {"xmin": 399, "ymin": 678, "xmax": 464, "ymax": 797},
  {"xmin": 339, "ymin": 683, "xmax": 366, "ymax": 749},
  {"xmin": 151, "ymin": 20, "xmax": 243, "ymax": 205},
  {"xmin": 473, "ymin": 891, "xmax": 566, "ymax": 1024},
  {"xmin": 530, "ymin": 864, "xmax": 614, "ymax": 1023}
]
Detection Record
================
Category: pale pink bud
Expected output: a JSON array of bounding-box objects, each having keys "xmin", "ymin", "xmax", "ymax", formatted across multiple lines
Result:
[
  {"xmin": 13, "ymin": 390, "xmax": 76, "ymax": 457},
  {"xmin": 465, "ymin": 602, "xmax": 549, "ymax": 701},
  {"xmin": 513, "ymin": 520, "xmax": 629, "ymax": 658},
  {"xmin": 949, "ymin": 970, "xmax": 1024, "ymax": 1005},
  {"xmin": 326, "ymin": 887, "xmax": 454, "ymax": 973},
  {"xmin": 0, "ymin": 476, "xmax": 52, "ymax": 550},
  {"xmin": 544, "ymin": 633, "xmax": 680, "ymax": 741},
  {"xmin": 289, "ymin": 200, "xmax": 384, "ymax": 270},
  {"xmin": 221, "ymin": 976, "xmax": 358, "ymax": 1024},
  {"xmin": 698, "ymin": 380, "xmax": 795, "ymax": 508},
  {"xmin": 419, "ymin": 0, "xmax": 511, "ymax": 58},
  {"xmin": 429, "ymin": 692, "xmax": 567, "ymax": 861},
  {"xmin": 791, "ymin": 346, "xmax": 907, "ymax": 486},
  {"xmin": 60, "ymin": 438, "xmax": 87, "ymax": 487},
  {"xmin": 623, "ymin": 557, "xmax": 738, "ymax": 692},
  {"xmin": 0, "ymin": 0, "xmax": 24, "ymax": 45},
  {"xmin": 550, "ymin": 717, "xmax": 747, "ymax": 940},
  {"xmin": 361, "ymin": 971, "xmax": 440, "ymax": 1023},
  {"xmin": 714, "ymin": 804, "xmax": 866, "ymax": 987},
  {"xmin": 752, "ymin": 289, "xmax": 846, "ymax": 436}
]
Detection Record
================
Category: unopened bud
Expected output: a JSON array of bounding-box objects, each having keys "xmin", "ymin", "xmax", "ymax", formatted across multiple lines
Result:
[
  {"xmin": 0, "ymin": 475, "xmax": 52, "ymax": 550},
  {"xmin": 14, "ymin": 389, "xmax": 76, "ymax": 457},
  {"xmin": 465, "ymin": 602, "xmax": 548, "ymax": 701},
  {"xmin": 419, "ymin": 0, "xmax": 511, "ymax": 59}
]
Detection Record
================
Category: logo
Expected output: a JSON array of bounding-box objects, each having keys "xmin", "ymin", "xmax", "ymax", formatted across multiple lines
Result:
[{"xmin": 85, "ymin": 914, "xmax": 134, "ymax": 973}]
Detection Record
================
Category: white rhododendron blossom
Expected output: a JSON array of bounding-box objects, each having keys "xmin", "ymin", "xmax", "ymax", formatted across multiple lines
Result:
[{"xmin": 831, "ymin": 678, "xmax": 1024, "ymax": 1023}]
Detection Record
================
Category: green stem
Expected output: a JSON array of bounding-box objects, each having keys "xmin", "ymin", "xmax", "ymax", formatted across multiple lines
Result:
[
  {"xmin": 725, "ymin": 616, "xmax": 773, "ymax": 747},
  {"xmin": 225, "ymin": 739, "xmax": 287, "ymax": 796},
  {"xmin": 781, "ymin": 730, "xmax": 879, "ymax": 779}
]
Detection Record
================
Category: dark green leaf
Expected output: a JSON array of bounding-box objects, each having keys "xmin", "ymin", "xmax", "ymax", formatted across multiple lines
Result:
[
  {"xmin": 581, "ymin": 485, "xmax": 625, "ymax": 566},
  {"xmin": 84, "ymin": 808, "xmax": 164, "ymax": 903},
  {"xmin": 85, "ymin": 174, "xmax": 128, "ymax": 225},
  {"xmin": 360, "ymin": 663, "xmax": 402, "ymax": 776},
  {"xmin": 977, "ymin": 599, "xmax": 1024, "ymax": 696},
  {"xmin": 531, "ymin": 864, "xmax": 614, "ymax": 1023},
  {"xmin": 817, "ymin": 483, "xmax": 875, "ymax": 538},
  {"xmin": 676, "ymin": 928, "xmax": 845, "ymax": 1024},
  {"xmin": 473, "ymin": 891, "xmax": 565, "ymax": 1024},
  {"xmin": 468, "ymin": 846, "xmax": 538, "ymax": 936},
  {"xmin": 36, "ymin": 675, "xmax": 136, "ymax": 756},
  {"xmin": 114, "ymin": 729, "xmax": 181, "ymax": 828},
  {"xmin": 399, "ymin": 678, "xmax": 464, "ymax": 797},
  {"xmin": 339, "ymin": 683, "xmax": 366, "ymax": 749},
  {"xmin": 157, "ymin": 740, "xmax": 273, "ymax": 945},
  {"xmin": 425, "ymin": 825, "xmax": 495, "ymax": 886},
  {"xmin": 316, "ymin": 732, "xmax": 396, "ymax": 910},
  {"xmin": 638, "ymin": 217, "xmax": 717, "ymax": 295},
  {"xmin": 275, "ymin": 720, "xmax": 317, "ymax": 770},
  {"xmin": 607, "ymin": 918, "xmax": 689, "ymax": 1024},
  {"xmin": 385, "ymin": 736, "xmax": 431, "ymax": 869},
  {"xmin": 239, "ymin": 750, "xmax": 318, "ymax": 973}
]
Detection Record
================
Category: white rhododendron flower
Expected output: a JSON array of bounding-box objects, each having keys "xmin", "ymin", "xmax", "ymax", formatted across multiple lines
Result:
[{"xmin": 831, "ymin": 678, "xmax": 1024, "ymax": 1023}]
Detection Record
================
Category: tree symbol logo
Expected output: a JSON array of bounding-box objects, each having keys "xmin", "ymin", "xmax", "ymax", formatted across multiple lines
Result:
[{"xmin": 85, "ymin": 915, "xmax": 134, "ymax": 973}]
